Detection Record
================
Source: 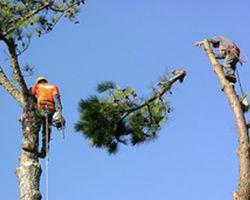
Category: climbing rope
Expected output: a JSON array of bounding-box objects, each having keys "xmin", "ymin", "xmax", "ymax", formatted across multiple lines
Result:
[
  {"xmin": 236, "ymin": 67, "xmax": 245, "ymax": 97},
  {"xmin": 45, "ymin": 114, "xmax": 49, "ymax": 200},
  {"xmin": 44, "ymin": 112, "xmax": 65, "ymax": 200}
]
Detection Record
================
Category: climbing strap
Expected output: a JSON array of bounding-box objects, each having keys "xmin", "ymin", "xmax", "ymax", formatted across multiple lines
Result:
[
  {"xmin": 23, "ymin": 105, "xmax": 36, "ymax": 152},
  {"xmin": 39, "ymin": 100, "xmax": 55, "ymax": 110},
  {"xmin": 27, "ymin": 106, "xmax": 33, "ymax": 142},
  {"xmin": 40, "ymin": 100, "xmax": 54, "ymax": 107}
]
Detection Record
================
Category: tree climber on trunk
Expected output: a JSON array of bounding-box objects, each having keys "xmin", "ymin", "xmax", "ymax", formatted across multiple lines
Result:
[
  {"xmin": 28, "ymin": 77, "xmax": 63, "ymax": 158},
  {"xmin": 194, "ymin": 36, "xmax": 241, "ymax": 83}
]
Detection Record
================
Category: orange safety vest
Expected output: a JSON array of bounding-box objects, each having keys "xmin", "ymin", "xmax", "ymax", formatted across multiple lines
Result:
[{"xmin": 32, "ymin": 83, "xmax": 60, "ymax": 110}]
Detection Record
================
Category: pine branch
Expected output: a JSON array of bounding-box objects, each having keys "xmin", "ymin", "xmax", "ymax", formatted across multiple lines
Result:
[
  {"xmin": 76, "ymin": 69, "xmax": 186, "ymax": 154},
  {"xmin": 3, "ymin": 0, "xmax": 53, "ymax": 37},
  {"xmin": 124, "ymin": 70, "xmax": 186, "ymax": 117}
]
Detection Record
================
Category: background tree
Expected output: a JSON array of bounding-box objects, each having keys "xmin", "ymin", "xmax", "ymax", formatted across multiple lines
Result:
[
  {"xmin": 203, "ymin": 40, "xmax": 250, "ymax": 200},
  {"xmin": 75, "ymin": 70, "xmax": 186, "ymax": 154},
  {"xmin": 0, "ymin": 1, "xmax": 84, "ymax": 199}
]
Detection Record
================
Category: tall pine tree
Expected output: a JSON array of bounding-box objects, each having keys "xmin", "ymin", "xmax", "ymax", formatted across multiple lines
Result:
[{"xmin": 0, "ymin": 1, "xmax": 84, "ymax": 199}]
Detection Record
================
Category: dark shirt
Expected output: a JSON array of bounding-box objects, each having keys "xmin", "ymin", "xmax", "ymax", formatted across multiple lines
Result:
[
  {"xmin": 208, "ymin": 36, "xmax": 236, "ymax": 49},
  {"xmin": 208, "ymin": 36, "xmax": 240, "ymax": 58}
]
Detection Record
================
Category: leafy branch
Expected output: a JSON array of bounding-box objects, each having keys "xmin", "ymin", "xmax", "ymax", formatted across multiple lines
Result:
[
  {"xmin": 75, "ymin": 70, "xmax": 186, "ymax": 154},
  {"xmin": 0, "ymin": 0, "xmax": 84, "ymax": 53}
]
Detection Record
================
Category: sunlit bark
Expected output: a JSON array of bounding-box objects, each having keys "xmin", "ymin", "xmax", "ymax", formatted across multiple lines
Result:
[{"xmin": 203, "ymin": 39, "xmax": 250, "ymax": 200}]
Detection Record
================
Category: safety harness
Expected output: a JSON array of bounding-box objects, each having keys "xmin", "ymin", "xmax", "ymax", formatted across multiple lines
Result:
[{"xmin": 38, "ymin": 100, "xmax": 55, "ymax": 110}]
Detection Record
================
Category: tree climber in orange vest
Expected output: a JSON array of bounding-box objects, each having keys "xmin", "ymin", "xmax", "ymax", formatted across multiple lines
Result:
[
  {"xmin": 194, "ymin": 36, "xmax": 240, "ymax": 83},
  {"xmin": 31, "ymin": 77, "xmax": 63, "ymax": 158}
]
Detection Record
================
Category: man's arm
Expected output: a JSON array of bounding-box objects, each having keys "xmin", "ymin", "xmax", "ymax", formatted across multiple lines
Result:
[
  {"xmin": 52, "ymin": 86, "xmax": 62, "ymax": 111},
  {"xmin": 53, "ymin": 94, "xmax": 62, "ymax": 111},
  {"xmin": 195, "ymin": 36, "xmax": 222, "ymax": 47},
  {"xmin": 194, "ymin": 41, "xmax": 204, "ymax": 47}
]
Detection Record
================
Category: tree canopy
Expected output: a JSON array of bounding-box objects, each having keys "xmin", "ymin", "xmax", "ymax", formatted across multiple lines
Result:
[{"xmin": 0, "ymin": 0, "xmax": 84, "ymax": 107}]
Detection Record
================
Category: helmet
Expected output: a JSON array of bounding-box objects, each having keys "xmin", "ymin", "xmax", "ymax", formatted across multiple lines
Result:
[
  {"xmin": 36, "ymin": 77, "xmax": 47, "ymax": 84},
  {"xmin": 52, "ymin": 111, "xmax": 66, "ymax": 129}
]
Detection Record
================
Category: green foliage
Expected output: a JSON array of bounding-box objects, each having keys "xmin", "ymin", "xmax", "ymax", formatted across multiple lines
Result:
[
  {"xmin": 0, "ymin": 0, "xmax": 84, "ymax": 53},
  {"xmin": 75, "ymin": 73, "xmax": 174, "ymax": 154},
  {"xmin": 96, "ymin": 81, "xmax": 115, "ymax": 93}
]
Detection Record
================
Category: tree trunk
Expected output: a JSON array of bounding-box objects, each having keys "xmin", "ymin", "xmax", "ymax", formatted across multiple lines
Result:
[
  {"xmin": 203, "ymin": 39, "xmax": 250, "ymax": 200},
  {"xmin": 16, "ymin": 97, "xmax": 42, "ymax": 200},
  {"xmin": 16, "ymin": 151, "xmax": 42, "ymax": 200}
]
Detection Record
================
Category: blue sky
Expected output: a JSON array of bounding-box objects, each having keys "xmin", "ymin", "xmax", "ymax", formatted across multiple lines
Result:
[{"xmin": 1, "ymin": 0, "xmax": 250, "ymax": 199}]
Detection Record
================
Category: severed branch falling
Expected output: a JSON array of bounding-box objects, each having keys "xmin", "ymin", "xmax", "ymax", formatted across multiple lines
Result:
[{"xmin": 75, "ymin": 69, "xmax": 186, "ymax": 154}]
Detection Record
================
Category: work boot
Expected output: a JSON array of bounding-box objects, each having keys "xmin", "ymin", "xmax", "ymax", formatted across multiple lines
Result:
[
  {"xmin": 225, "ymin": 74, "xmax": 237, "ymax": 83},
  {"xmin": 38, "ymin": 151, "xmax": 46, "ymax": 159},
  {"xmin": 38, "ymin": 145, "xmax": 49, "ymax": 159},
  {"xmin": 246, "ymin": 123, "xmax": 250, "ymax": 129},
  {"xmin": 225, "ymin": 67, "xmax": 237, "ymax": 83}
]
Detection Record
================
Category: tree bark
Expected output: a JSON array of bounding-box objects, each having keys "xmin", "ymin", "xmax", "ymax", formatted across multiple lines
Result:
[
  {"xmin": 203, "ymin": 39, "xmax": 250, "ymax": 200},
  {"xmin": 7, "ymin": 38, "xmax": 29, "ymax": 100},
  {"xmin": 16, "ymin": 151, "xmax": 42, "ymax": 200},
  {"xmin": 0, "ymin": 35, "xmax": 43, "ymax": 199},
  {"xmin": 16, "ymin": 96, "xmax": 42, "ymax": 200},
  {"xmin": 0, "ymin": 34, "xmax": 42, "ymax": 199},
  {"xmin": 0, "ymin": 2, "xmax": 84, "ymax": 199}
]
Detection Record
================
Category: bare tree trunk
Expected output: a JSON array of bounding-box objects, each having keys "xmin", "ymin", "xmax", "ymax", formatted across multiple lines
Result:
[
  {"xmin": 16, "ymin": 151, "xmax": 42, "ymax": 200},
  {"xmin": 0, "ymin": 53, "xmax": 42, "ymax": 199},
  {"xmin": 16, "ymin": 97, "xmax": 42, "ymax": 200},
  {"xmin": 203, "ymin": 39, "xmax": 250, "ymax": 200},
  {"xmin": 0, "ymin": 32, "xmax": 44, "ymax": 199}
]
